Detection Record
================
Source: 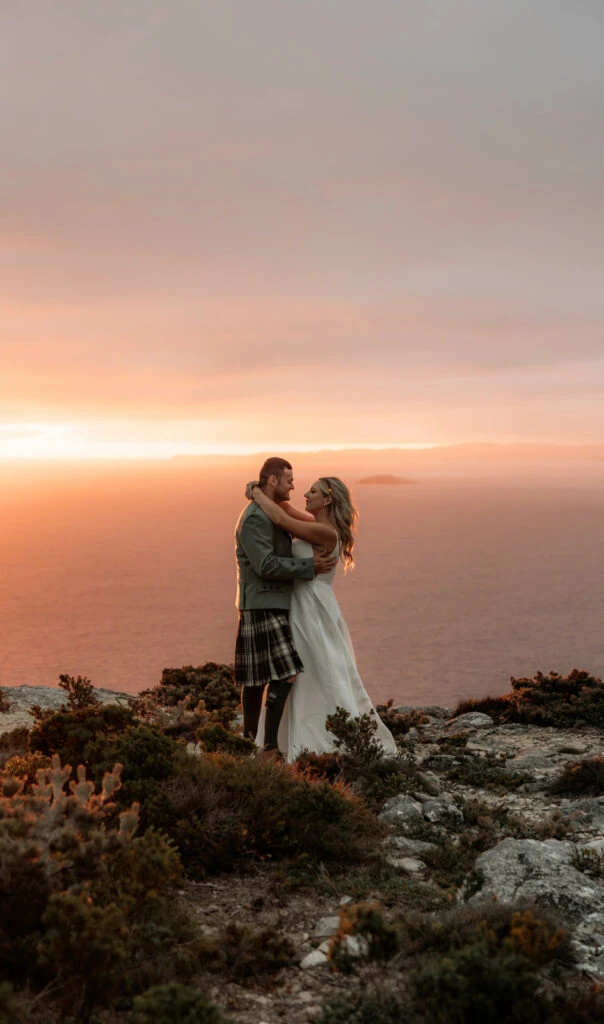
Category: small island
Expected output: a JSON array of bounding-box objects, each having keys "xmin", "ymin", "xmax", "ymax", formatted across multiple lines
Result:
[{"xmin": 357, "ymin": 474, "xmax": 416, "ymax": 485}]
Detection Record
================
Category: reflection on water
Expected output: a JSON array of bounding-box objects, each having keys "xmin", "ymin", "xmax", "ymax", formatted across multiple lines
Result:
[{"xmin": 1, "ymin": 460, "xmax": 604, "ymax": 707}]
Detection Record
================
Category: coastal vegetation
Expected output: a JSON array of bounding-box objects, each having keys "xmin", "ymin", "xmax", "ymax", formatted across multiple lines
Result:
[
  {"xmin": 455, "ymin": 668, "xmax": 604, "ymax": 727},
  {"xmin": 0, "ymin": 664, "xmax": 603, "ymax": 1022}
]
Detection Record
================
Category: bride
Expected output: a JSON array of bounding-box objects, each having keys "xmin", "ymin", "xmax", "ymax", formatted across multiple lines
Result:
[{"xmin": 249, "ymin": 477, "xmax": 397, "ymax": 762}]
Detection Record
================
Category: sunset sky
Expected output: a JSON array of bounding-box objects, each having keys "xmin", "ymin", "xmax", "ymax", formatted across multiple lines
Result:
[{"xmin": 2, "ymin": 1, "xmax": 603, "ymax": 458}]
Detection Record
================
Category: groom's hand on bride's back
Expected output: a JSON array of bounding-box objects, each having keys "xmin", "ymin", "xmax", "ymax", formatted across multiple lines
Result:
[{"xmin": 313, "ymin": 550, "xmax": 337, "ymax": 574}]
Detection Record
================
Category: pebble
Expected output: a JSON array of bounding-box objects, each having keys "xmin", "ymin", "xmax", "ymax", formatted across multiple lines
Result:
[{"xmin": 300, "ymin": 950, "xmax": 329, "ymax": 969}]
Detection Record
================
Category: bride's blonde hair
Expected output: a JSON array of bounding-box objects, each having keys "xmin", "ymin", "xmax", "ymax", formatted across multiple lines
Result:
[{"xmin": 317, "ymin": 477, "xmax": 358, "ymax": 571}]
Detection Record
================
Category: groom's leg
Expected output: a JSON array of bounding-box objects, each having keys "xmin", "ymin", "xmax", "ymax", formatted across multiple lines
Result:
[
  {"xmin": 241, "ymin": 684, "xmax": 265, "ymax": 741},
  {"xmin": 263, "ymin": 675, "xmax": 295, "ymax": 750}
]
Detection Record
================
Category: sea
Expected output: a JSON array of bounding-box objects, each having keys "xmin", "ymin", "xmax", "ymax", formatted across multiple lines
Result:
[{"xmin": 2, "ymin": 455, "xmax": 604, "ymax": 709}]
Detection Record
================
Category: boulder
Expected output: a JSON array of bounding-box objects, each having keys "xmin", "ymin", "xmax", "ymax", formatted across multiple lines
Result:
[
  {"xmin": 422, "ymin": 796, "xmax": 464, "ymax": 827},
  {"xmin": 467, "ymin": 837, "xmax": 604, "ymax": 977},
  {"xmin": 559, "ymin": 797, "xmax": 604, "ymax": 832},
  {"xmin": 379, "ymin": 794, "xmax": 423, "ymax": 826},
  {"xmin": 447, "ymin": 712, "xmax": 494, "ymax": 734}
]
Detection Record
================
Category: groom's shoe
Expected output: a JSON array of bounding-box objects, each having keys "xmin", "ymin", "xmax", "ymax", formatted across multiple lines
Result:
[{"xmin": 256, "ymin": 746, "xmax": 283, "ymax": 764}]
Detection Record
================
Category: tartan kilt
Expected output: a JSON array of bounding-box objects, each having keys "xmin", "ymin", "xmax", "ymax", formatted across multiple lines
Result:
[{"xmin": 235, "ymin": 610, "xmax": 304, "ymax": 687}]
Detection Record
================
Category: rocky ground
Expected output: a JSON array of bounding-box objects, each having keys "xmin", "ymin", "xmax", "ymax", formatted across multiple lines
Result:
[{"xmin": 1, "ymin": 688, "xmax": 603, "ymax": 1024}]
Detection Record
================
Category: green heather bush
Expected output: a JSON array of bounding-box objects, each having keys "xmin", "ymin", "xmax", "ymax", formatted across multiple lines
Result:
[
  {"xmin": 30, "ymin": 701, "xmax": 136, "ymax": 765},
  {"xmin": 549, "ymin": 755, "xmax": 604, "ymax": 796},
  {"xmin": 448, "ymin": 751, "xmax": 526, "ymax": 792},
  {"xmin": 455, "ymin": 669, "xmax": 604, "ymax": 728},
  {"xmin": 0, "ymin": 751, "xmax": 51, "ymax": 790},
  {"xmin": 133, "ymin": 663, "xmax": 240, "ymax": 724},
  {"xmin": 408, "ymin": 940, "xmax": 543, "ymax": 1023},
  {"xmin": 321, "ymin": 907, "xmax": 572, "ymax": 1024},
  {"xmin": 330, "ymin": 901, "xmax": 400, "ymax": 970},
  {"xmin": 376, "ymin": 699, "xmax": 428, "ymax": 736},
  {"xmin": 296, "ymin": 706, "xmax": 422, "ymax": 808},
  {"xmin": 57, "ymin": 672, "xmax": 101, "ymax": 710},
  {"xmin": 401, "ymin": 905, "xmax": 570, "ymax": 965},
  {"xmin": 0, "ymin": 755, "xmax": 195, "ymax": 1022},
  {"xmin": 30, "ymin": 705, "xmax": 181, "ymax": 829},
  {"xmin": 199, "ymin": 922, "xmax": 296, "ymax": 984},
  {"xmin": 195, "ymin": 721, "xmax": 254, "ymax": 756},
  {"xmin": 0, "ymin": 726, "xmax": 29, "ymax": 764},
  {"xmin": 158, "ymin": 749, "xmax": 382, "ymax": 876},
  {"xmin": 130, "ymin": 983, "xmax": 230, "ymax": 1024},
  {"xmin": 317, "ymin": 989, "xmax": 404, "ymax": 1024}
]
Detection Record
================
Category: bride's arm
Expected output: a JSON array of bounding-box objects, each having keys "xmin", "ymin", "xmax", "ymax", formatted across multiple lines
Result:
[
  {"xmin": 252, "ymin": 487, "xmax": 337, "ymax": 549},
  {"xmin": 278, "ymin": 501, "xmax": 315, "ymax": 523}
]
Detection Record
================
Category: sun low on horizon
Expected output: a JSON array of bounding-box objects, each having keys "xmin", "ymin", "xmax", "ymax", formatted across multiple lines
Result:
[{"xmin": 0, "ymin": 421, "xmax": 446, "ymax": 460}]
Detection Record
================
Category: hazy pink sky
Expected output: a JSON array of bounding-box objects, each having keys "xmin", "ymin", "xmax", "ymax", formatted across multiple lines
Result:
[{"xmin": 1, "ymin": 1, "xmax": 603, "ymax": 456}]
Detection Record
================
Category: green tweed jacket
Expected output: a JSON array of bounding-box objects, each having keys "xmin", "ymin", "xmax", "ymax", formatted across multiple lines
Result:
[{"xmin": 235, "ymin": 502, "xmax": 314, "ymax": 610}]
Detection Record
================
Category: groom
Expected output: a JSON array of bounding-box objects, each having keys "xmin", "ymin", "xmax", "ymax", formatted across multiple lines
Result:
[{"xmin": 235, "ymin": 456, "xmax": 334, "ymax": 761}]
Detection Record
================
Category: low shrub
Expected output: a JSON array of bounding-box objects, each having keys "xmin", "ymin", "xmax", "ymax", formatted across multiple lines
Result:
[
  {"xmin": 330, "ymin": 901, "xmax": 400, "ymax": 971},
  {"xmin": 0, "ymin": 727, "xmax": 29, "ymax": 765},
  {"xmin": 195, "ymin": 722, "xmax": 254, "ymax": 756},
  {"xmin": 199, "ymin": 922, "xmax": 296, "ymax": 984},
  {"xmin": 130, "ymin": 982, "xmax": 230, "ymax": 1024},
  {"xmin": 320, "ymin": 907, "xmax": 577, "ymax": 1024},
  {"xmin": 549, "ymin": 756, "xmax": 604, "ymax": 796},
  {"xmin": 448, "ymin": 752, "xmax": 526, "ymax": 792},
  {"xmin": 0, "ymin": 751, "xmax": 51, "ymax": 791},
  {"xmin": 158, "ymin": 749, "xmax": 383, "ymax": 876},
  {"xmin": 455, "ymin": 669, "xmax": 604, "ymax": 728},
  {"xmin": 57, "ymin": 672, "xmax": 101, "ymax": 711},
  {"xmin": 375, "ymin": 700, "xmax": 428, "ymax": 736},
  {"xmin": 303, "ymin": 706, "xmax": 425, "ymax": 808},
  {"xmin": 30, "ymin": 702, "xmax": 137, "ymax": 765},
  {"xmin": 0, "ymin": 755, "xmax": 195, "ymax": 1022},
  {"xmin": 401, "ymin": 904, "xmax": 570, "ymax": 966},
  {"xmin": 0, "ymin": 692, "xmax": 10, "ymax": 715},
  {"xmin": 407, "ymin": 939, "xmax": 543, "ymax": 1023},
  {"xmin": 317, "ymin": 989, "xmax": 404, "ymax": 1024},
  {"xmin": 133, "ymin": 663, "xmax": 240, "ymax": 726},
  {"xmin": 572, "ymin": 847, "xmax": 604, "ymax": 879}
]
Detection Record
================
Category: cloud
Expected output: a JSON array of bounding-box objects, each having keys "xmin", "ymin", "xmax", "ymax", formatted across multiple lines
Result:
[{"xmin": 0, "ymin": 1, "xmax": 602, "ymax": 444}]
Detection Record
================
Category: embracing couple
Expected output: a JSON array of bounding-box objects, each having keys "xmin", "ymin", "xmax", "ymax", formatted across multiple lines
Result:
[{"xmin": 234, "ymin": 456, "xmax": 396, "ymax": 762}]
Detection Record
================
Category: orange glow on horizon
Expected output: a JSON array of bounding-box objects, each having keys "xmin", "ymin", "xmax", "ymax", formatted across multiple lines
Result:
[{"xmin": 0, "ymin": 423, "xmax": 442, "ymax": 459}]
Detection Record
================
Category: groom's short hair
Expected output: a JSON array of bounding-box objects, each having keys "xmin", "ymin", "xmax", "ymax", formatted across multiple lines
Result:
[{"xmin": 259, "ymin": 457, "xmax": 292, "ymax": 487}]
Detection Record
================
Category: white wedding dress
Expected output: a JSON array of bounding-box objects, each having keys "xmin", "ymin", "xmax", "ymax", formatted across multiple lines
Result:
[{"xmin": 276, "ymin": 538, "xmax": 398, "ymax": 762}]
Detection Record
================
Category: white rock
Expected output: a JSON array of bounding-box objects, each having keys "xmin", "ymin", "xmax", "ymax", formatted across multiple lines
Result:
[
  {"xmin": 580, "ymin": 837, "xmax": 604, "ymax": 856},
  {"xmin": 385, "ymin": 836, "xmax": 438, "ymax": 856},
  {"xmin": 339, "ymin": 934, "xmax": 369, "ymax": 957},
  {"xmin": 300, "ymin": 950, "xmax": 329, "ymax": 969},
  {"xmin": 312, "ymin": 916, "xmax": 339, "ymax": 940}
]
